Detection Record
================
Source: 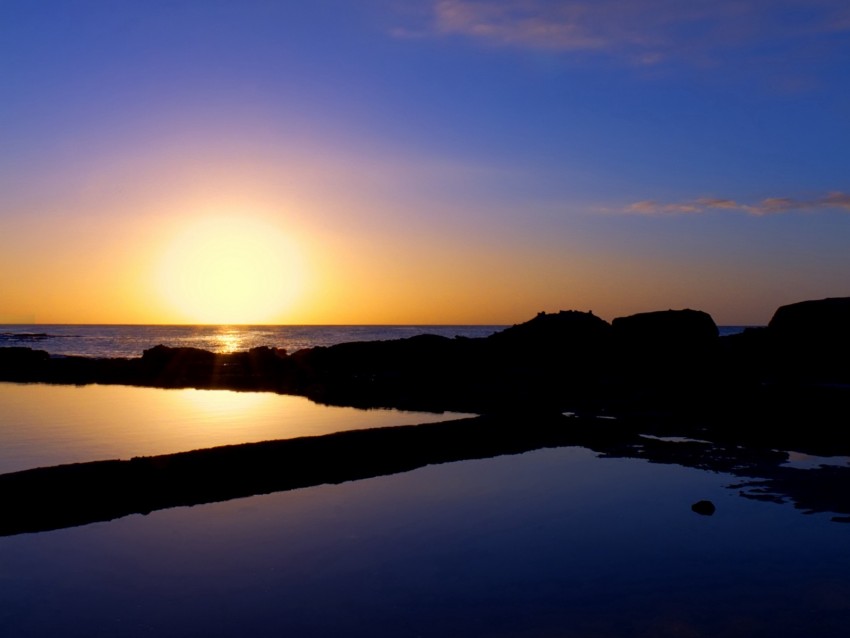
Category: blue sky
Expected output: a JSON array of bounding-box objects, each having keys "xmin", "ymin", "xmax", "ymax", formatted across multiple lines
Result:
[{"xmin": 1, "ymin": 0, "xmax": 848, "ymax": 324}]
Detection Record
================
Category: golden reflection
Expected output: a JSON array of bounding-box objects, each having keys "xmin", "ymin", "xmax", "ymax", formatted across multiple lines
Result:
[
  {"xmin": 179, "ymin": 387, "xmax": 273, "ymax": 417},
  {"xmin": 0, "ymin": 382, "xmax": 473, "ymax": 474},
  {"xmin": 213, "ymin": 329, "xmax": 244, "ymax": 353}
]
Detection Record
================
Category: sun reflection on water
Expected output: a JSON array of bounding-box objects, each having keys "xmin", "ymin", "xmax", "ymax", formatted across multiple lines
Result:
[
  {"xmin": 0, "ymin": 382, "xmax": 474, "ymax": 475},
  {"xmin": 213, "ymin": 328, "xmax": 246, "ymax": 353},
  {"xmin": 178, "ymin": 387, "xmax": 275, "ymax": 422}
]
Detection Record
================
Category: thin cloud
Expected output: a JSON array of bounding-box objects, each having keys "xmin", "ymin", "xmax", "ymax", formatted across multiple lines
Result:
[
  {"xmin": 433, "ymin": 0, "xmax": 612, "ymax": 52},
  {"xmin": 821, "ymin": 192, "xmax": 850, "ymax": 209},
  {"xmin": 627, "ymin": 201, "xmax": 701, "ymax": 215},
  {"xmin": 623, "ymin": 192, "xmax": 850, "ymax": 216},
  {"xmin": 401, "ymin": 0, "xmax": 850, "ymax": 69}
]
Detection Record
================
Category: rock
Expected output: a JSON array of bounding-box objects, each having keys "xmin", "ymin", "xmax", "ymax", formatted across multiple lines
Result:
[
  {"xmin": 486, "ymin": 310, "xmax": 612, "ymax": 372},
  {"xmin": 768, "ymin": 297, "xmax": 850, "ymax": 340},
  {"xmin": 766, "ymin": 297, "xmax": 850, "ymax": 382},
  {"xmin": 141, "ymin": 345, "xmax": 215, "ymax": 366},
  {"xmin": 483, "ymin": 310, "xmax": 613, "ymax": 409},
  {"xmin": 0, "ymin": 347, "xmax": 51, "ymax": 380},
  {"xmin": 612, "ymin": 309, "xmax": 719, "ymax": 348},
  {"xmin": 691, "ymin": 500, "xmax": 716, "ymax": 516},
  {"xmin": 609, "ymin": 309, "xmax": 719, "ymax": 386},
  {"xmin": 488, "ymin": 310, "xmax": 611, "ymax": 349}
]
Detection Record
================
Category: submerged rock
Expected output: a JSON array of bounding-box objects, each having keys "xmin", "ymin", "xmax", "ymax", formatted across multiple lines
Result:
[{"xmin": 691, "ymin": 500, "xmax": 716, "ymax": 516}]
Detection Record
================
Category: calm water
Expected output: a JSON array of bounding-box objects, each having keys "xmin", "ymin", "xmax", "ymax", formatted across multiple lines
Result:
[
  {"xmin": 0, "ymin": 355, "xmax": 845, "ymax": 636},
  {"xmin": 0, "ymin": 429, "xmax": 847, "ymax": 635},
  {"xmin": 0, "ymin": 382, "xmax": 471, "ymax": 474}
]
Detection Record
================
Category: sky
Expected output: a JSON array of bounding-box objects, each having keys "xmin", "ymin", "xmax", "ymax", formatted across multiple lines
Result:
[{"xmin": 1, "ymin": 0, "xmax": 848, "ymax": 325}]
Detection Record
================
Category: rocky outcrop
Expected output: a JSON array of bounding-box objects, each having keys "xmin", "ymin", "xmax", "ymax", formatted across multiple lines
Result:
[
  {"xmin": 139, "ymin": 345, "xmax": 293, "ymax": 390},
  {"xmin": 768, "ymin": 297, "xmax": 850, "ymax": 339},
  {"xmin": 612, "ymin": 309, "xmax": 718, "ymax": 349},
  {"xmin": 604, "ymin": 309, "xmax": 721, "ymax": 410},
  {"xmin": 488, "ymin": 310, "xmax": 611, "ymax": 352},
  {"xmin": 0, "ymin": 346, "xmax": 50, "ymax": 372},
  {"xmin": 611, "ymin": 308, "xmax": 719, "ymax": 375},
  {"xmin": 764, "ymin": 297, "xmax": 850, "ymax": 383},
  {"xmin": 0, "ymin": 296, "xmax": 848, "ymax": 417},
  {"xmin": 719, "ymin": 297, "xmax": 850, "ymax": 385}
]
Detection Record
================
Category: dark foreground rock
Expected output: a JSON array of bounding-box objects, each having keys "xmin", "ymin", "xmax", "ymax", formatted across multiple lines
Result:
[
  {"xmin": 769, "ymin": 297, "xmax": 850, "ymax": 337},
  {"xmin": 766, "ymin": 297, "xmax": 850, "ymax": 382},
  {"xmin": 612, "ymin": 308, "xmax": 718, "ymax": 348}
]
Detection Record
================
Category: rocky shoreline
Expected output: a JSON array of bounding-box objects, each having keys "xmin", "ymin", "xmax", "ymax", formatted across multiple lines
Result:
[
  {"xmin": 1, "ymin": 296, "xmax": 848, "ymax": 420},
  {"xmin": 1, "ymin": 296, "xmax": 849, "ymax": 535}
]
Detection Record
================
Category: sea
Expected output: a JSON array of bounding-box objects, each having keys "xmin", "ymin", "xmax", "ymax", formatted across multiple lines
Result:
[
  {"xmin": 0, "ymin": 323, "xmax": 750, "ymax": 358},
  {"xmin": 4, "ymin": 322, "xmax": 846, "ymax": 638}
]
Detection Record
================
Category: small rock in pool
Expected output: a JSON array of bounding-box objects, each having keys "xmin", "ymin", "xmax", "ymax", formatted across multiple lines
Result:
[{"xmin": 691, "ymin": 500, "xmax": 716, "ymax": 516}]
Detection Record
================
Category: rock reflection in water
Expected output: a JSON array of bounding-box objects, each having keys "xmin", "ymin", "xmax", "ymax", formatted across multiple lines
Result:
[{"xmin": 2, "ymin": 413, "xmax": 850, "ymax": 537}]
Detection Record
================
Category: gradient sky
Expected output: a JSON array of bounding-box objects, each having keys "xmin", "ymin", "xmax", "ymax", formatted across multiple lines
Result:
[{"xmin": 1, "ymin": 0, "xmax": 848, "ymax": 325}]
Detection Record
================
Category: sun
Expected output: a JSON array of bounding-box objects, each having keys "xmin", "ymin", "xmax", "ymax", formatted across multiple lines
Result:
[{"xmin": 156, "ymin": 215, "xmax": 304, "ymax": 324}]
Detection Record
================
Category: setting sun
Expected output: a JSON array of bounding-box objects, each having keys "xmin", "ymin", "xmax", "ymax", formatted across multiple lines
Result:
[{"xmin": 155, "ymin": 216, "xmax": 305, "ymax": 324}]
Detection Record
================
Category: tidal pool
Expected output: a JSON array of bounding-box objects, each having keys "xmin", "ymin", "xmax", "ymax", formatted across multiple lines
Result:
[
  {"xmin": 0, "ymin": 381, "xmax": 470, "ymax": 474},
  {"xmin": 0, "ymin": 383, "xmax": 847, "ymax": 637}
]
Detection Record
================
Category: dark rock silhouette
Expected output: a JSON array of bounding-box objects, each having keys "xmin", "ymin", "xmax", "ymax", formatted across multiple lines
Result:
[
  {"xmin": 691, "ymin": 500, "xmax": 716, "ymax": 516},
  {"xmin": 606, "ymin": 308, "xmax": 721, "ymax": 410},
  {"xmin": 289, "ymin": 333, "xmax": 491, "ymax": 411},
  {"xmin": 0, "ymin": 346, "xmax": 50, "ymax": 371},
  {"xmin": 139, "ymin": 345, "xmax": 294, "ymax": 390},
  {"xmin": 611, "ymin": 308, "xmax": 719, "ymax": 374},
  {"xmin": 482, "ymin": 310, "xmax": 612, "ymax": 411},
  {"xmin": 488, "ymin": 309, "xmax": 611, "ymax": 352},
  {"xmin": 1, "ymin": 296, "xmax": 848, "ymax": 442},
  {"xmin": 765, "ymin": 297, "xmax": 850, "ymax": 383},
  {"xmin": 768, "ymin": 297, "xmax": 850, "ymax": 338},
  {"xmin": 718, "ymin": 297, "xmax": 850, "ymax": 384},
  {"xmin": 612, "ymin": 308, "xmax": 718, "ymax": 347}
]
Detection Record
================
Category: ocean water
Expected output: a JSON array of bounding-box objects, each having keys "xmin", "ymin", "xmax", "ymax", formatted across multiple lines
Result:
[
  {"xmin": 0, "ymin": 323, "xmax": 750, "ymax": 359},
  {"xmin": 0, "ymin": 324, "xmax": 505, "ymax": 358}
]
